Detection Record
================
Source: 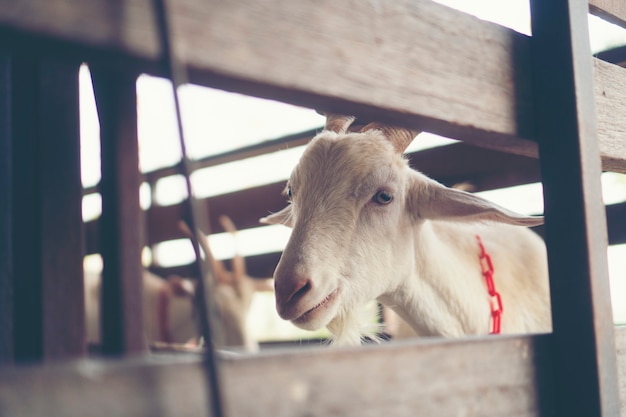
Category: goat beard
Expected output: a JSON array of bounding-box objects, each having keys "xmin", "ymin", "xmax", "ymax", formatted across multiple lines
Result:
[{"xmin": 326, "ymin": 305, "xmax": 385, "ymax": 347}]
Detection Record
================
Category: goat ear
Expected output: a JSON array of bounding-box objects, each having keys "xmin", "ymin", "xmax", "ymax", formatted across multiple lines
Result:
[
  {"xmin": 360, "ymin": 122, "xmax": 419, "ymax": 153},
  {"xmin": 260, "ymin": 205, "xmax": 293, "ymax": 227},
  {"xmin": 413, "ymin": 177, "xmax": 544, "ymax": 226},
  {"xmin": 321, "ymin": 113, "xmax": 356, "ymax": 134}
]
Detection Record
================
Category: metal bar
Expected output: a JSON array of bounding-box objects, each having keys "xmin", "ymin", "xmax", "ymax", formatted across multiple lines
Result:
[
  {"xmin": 152, "ymin": 0, "xmax": 225, "ymax": 416},
  {"xmin": 529, "ymin": 0, "xmax": 620, "ymax": 415},
  {"xmin": 90, "ymin": 66, "xmax": 146, "ymax": 355}
]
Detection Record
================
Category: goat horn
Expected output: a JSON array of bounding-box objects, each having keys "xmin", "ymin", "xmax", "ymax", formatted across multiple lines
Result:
[
  {"xmin": 322, "ymin": 113, "xmax": 356, "ymax": 134},
  {"xmin": 360, "ymin": 122, "xmax": 419, "ymax": 153}
]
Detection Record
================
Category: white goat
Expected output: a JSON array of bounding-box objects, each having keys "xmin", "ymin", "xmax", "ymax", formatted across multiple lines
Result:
[
  {"xmin": 185, "ymin": 215, "xmax": 273, "ymax": 352},
  {"xmin": 84, "ymin": 269, "xmax": 197, "ymax": 346},
  {"xmin": 85, "ymin": 215, "xmax": 272, "ymax": 351},
  {"xmin": 262, "ymin": 114, "xmax": 551, "ymax": 346}
]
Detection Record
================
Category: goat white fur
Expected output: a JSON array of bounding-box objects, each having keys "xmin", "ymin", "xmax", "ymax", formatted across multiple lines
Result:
[{"xmin": 262, "ymin": 115, "xmax": 551, "ymax": 346}]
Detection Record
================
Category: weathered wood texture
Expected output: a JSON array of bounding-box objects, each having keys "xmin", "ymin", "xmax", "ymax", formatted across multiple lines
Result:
[
  {"xmin": 91, "ymin": 66, "xmax": 146, "ymax": 355},
  {"xmin": 7, "ymin": 57, "xmax": 85, "ymax": 362},
  {"xmin": 0, "ymin": 335, "xmax": 550, "ymax": 417},
  {"xmin": 1, "ymin": 0, "xmax": 626, "ymax": 171},
  {"xmin": 0, "ymin": 54, "xmax": 12, "ymax": 363},
  {"xmin": 530, "ymin": 1, "xmax": 619, "ymax": 415},
  {"xmin": 618, "ymin": 326, "xmax": 626, "ymax": 414},
  {"xmin": 589, "ymin": 0, "xmax": 626, "ymax": 28},
  {"xmin": 597, "ymin": 46, "xmax": 626, "ymax": 67},
  {"xmin": 1, "ymin": 328, "xmax": 625, "ymax": 417}
]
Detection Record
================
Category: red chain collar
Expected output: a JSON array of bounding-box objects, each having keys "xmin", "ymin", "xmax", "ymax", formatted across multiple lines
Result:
[
  {"xmin": 157, "ymin": 282, "xmax": 173, "ymax": 343},
  {"xmin": 476, "ymin": 235, "xmax": 503, "ymax": 334}
]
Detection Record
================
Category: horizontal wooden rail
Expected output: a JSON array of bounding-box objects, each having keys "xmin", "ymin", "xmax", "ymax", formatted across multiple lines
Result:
[
  {"xmin": 82, "ymin": 128, "xmax": 316, "ymax": 196},
  {"xmin": 1, "ymin": 327, "xmax": 625, "ymax": 417},
  {"xmin": 1, "ymin": 0, "xmax": 626, "ymax": 171},
  {"xmin": 589, "ymin": 0, "xmax": 626, "ymax": 28}
]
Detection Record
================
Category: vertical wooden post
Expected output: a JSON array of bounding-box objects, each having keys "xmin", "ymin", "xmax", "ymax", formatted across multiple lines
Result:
[
  {"xmin": 0, "ymin": 54, "xmax": 13, "ymax": 364},
  {"xmin": 90, "ymin": 66, "xmax": 145, "ymax": 355},
  {"xmin": 7, "ymin": 56, "xmax": 85, "ymax": 362},
  {"xmin": 530, "ymin": 0, "xmax": 620, "ymax": 415}
]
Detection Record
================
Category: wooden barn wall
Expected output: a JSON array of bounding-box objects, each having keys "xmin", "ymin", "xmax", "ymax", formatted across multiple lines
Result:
[{"xmin": 0, "ymin": 0, "xmax": 625, "ymax": 170}]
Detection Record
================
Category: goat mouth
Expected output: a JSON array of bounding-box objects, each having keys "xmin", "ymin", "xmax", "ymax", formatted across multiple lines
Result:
[{"xmin": 293, "ymin": 289, "xmax": 339, "ymax": 325}]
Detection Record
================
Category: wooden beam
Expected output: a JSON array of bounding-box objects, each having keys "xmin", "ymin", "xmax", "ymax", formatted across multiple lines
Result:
[
  {"xmin": 0, "ymin": 334, "xmax": 547, "ymax": 417},
  {"xmin": 1, "ymin": 0, "xmax": 626, "ymax": 171},
  {"xmin": 150, "ymin": 251, "xmax": 282, "ymax": 281},
  {"xmin": 7, "ymin": 56, "xmax": 86, "ymax": 362},
  {"xmin": 91, "ymin": 66, "xmax": 146, "ymax": 355},
  {"xmin": 2, "ymin": 327, "xmax": 625, "ymax": 416},
  {"xmin": 0, "ymin": 53, "xmax": 12, "ymax": 363},
  {"xmin": 606, "ymin": 202, "xmax": 626, "ymax": 244},
  {"xmin": 408, "ymin": 143, "xmax": 541, "ymax": 190},
  {"xmin": 589, "ymin": 0, "xmax": 626, "ymax": 28},
  {"xmin": 530, "ymin": 0, "xmax": 620, "ymax": 415},
  {"xmin": 596, "ymin": 45, "xmax": 626, "ymax": 67}
]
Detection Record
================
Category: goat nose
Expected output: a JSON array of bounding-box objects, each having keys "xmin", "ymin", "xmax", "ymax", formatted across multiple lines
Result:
[
  {"xmin": 275, "ymin": 276, "xmax": 312, "ymax": 316},
  {"xmin": 276, "ymin": 277, "xmax": 311, "ymax": 303}
]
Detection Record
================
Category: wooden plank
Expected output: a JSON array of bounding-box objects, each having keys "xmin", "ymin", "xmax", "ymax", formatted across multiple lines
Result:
[
  {"xmin": 607, "ymin": 202, "xmax": 626, "ymax": 245},
  {"xmin": 150, "ymin": 251, "xmax": 282, "ymax": 282},
  {"xmin": 617, "ymin": 326, "xmax": 626, "ymax": 414},
  {"xmin": 7, "ymin": 57, "xmax": 42, "ymax": 362},
  {"xmin": 596, "ymin": 45, "xmax": 626, "ymax": 67},
  {"xmin": 0, "ymin": 334, "xmax": 553, "ymax": 417},
  {"xmin": 589, "ymin": 0, "xmax": 626, "ymax": 28},
  {"xmin": 1, "ymin": 0, "xmax": 626, "ymax": 170},
  {"xmin": 530, "ymin": 0, "xmax": 620, "ymax": 415},
  {"xmin": 593, "ymin": 59, "xmax": 626, "ymax": 172},
  {"xmin": 37, "ymin": 59, "xmax": 85, "ymax": 361},
  {"xmin": 2, "ymin": 327, "xmax": 625, "ymax": 416},
  {"xmin": 225, "ymin": 336, "xmax": 556, "ymax": 417},
  {"xmin": 91, "ymin": 66, "xmax": 146, "ymax": 355},
  {"xmin": 0, "ymin": 53, "xmax": 12, "ymax": 364},
  {"xmin": 9, "ymin": 56, "xmax": 85, "ymax": 362},
  {"xmin": 140, "ymin": 128, "xmax": 315, "ymax": 189},
  {"xmin": 408, "ymin": 143, "xmax": 541, "ymax": 190},
  {"xmin": 145, "ymin": 183, "xmax": 286, "ymax": 247},
  {"xmin": 0, "ymin": 356, "xmax": 213, "ymax": 417}
]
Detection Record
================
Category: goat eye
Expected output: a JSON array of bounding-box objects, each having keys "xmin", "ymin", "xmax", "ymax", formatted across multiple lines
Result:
[
  {"xmin": 287, "ymin": 186, "xmax": 293, "ymax": 199},
  {"xmin": 373, "ymin": 190, "xmax": 393, "ymax": 205}
]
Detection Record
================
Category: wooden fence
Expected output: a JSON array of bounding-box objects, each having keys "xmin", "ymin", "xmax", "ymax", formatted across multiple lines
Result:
[{"xmin": 0, "ymin": 0, "xmax": 625, "ymax": 416}]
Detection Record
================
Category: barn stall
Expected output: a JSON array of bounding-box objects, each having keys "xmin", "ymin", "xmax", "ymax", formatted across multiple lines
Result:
[{"xmin": 1, "ymin": 0, "xmax": 626, "ymax": 416}]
